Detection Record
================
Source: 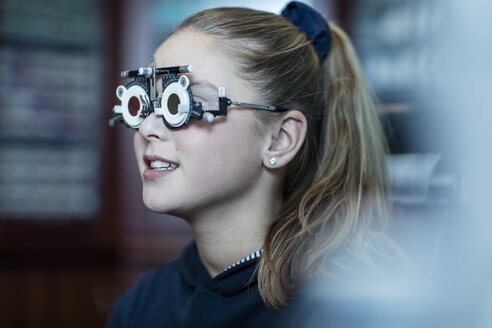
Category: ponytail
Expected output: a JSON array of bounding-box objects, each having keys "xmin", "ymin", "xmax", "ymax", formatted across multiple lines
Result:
[{"xmin": 258, "ymin": 23, "xmax": 390, "ymax": 309}]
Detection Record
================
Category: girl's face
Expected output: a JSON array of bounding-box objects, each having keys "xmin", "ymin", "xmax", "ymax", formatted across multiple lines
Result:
[{"xmin": 133, "ymin": 31, "xmax": 268, "ymax": 219}]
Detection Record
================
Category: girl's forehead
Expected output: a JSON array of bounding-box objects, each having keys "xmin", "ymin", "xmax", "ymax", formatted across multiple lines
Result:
[
  {"xmin": 154, "ymin": 31, "xmax": 255, "ymax": 102},
  {"xmin": 155, "ymin": 31, "xmax": 217, "ymax": 65}
]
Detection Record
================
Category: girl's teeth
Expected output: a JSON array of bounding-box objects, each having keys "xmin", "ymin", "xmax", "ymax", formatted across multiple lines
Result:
[{"xmin": 150, "ymin": 160, "xmax": 177, "ymax": 170}]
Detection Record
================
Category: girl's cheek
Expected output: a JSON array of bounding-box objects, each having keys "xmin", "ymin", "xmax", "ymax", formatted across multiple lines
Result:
[{"xmin": 133, "ymin": 133, "xmax": 144, "ymax": 154}]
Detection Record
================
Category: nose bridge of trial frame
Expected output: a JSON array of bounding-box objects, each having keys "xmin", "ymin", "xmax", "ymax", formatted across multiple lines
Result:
[{"xmin": 119, "ymin": 55, "xmax": 194, "ymax": 109}]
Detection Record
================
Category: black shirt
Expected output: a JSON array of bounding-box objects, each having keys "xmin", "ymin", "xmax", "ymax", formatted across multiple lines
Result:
[
  {"xmin": 108, "ymin": 240, "xmax": 406, "ymax": 328},
  {"xmin": 107, "ymin": 242, "xmax": 280, "ymax": 328}
]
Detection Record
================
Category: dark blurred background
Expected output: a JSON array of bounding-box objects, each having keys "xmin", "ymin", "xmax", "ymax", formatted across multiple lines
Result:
[{"xmin": 1, "ymin": 0, "xmax": 490, "ymax": 327}]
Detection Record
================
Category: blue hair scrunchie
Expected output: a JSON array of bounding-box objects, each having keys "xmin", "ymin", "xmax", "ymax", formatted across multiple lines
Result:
[{"xmin": 281, "ymin": 1, "xmax": 331, "ymax": 60}]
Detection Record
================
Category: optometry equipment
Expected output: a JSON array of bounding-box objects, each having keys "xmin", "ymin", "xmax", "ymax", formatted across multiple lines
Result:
[{"xmin": 109, "ymin": 56, "xmax": 289, "ymax": 129}]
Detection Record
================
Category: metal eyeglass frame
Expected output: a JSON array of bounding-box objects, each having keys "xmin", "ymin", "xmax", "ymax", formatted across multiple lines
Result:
[{"xmin": 109, "ymin": 56, "xmax": 289, "ymax": 129}]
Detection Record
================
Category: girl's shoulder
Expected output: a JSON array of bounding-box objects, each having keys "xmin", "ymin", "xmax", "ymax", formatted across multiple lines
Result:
[{"xmin": 106, "ymin": 245, "xmax": 193, "ymax": 328}]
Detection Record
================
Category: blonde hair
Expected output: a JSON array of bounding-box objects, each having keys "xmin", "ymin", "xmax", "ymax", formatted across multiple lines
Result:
[{"xmin": 174, "ymin": 7, "xmax": 392, "ymax": 309}]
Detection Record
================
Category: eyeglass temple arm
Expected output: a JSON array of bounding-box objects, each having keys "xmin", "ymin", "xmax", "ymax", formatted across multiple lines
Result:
[
  {"xmin": 196, "ymin": 87, "xmax": 289, "ymax": 124},
  {"xmin": 229, "ymin": 101, "xmax": 289, "ymax": 112}
]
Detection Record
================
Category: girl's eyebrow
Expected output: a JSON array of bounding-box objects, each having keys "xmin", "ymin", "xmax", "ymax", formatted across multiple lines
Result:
[{"xmin": 189, "ymin": 79, "xmax": 219, "ymax": 92}]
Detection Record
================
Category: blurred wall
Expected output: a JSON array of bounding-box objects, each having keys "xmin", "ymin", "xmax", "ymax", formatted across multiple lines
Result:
[{"xmin": 1, "ymin": 0, "xmax": 491, "ymax": 327}]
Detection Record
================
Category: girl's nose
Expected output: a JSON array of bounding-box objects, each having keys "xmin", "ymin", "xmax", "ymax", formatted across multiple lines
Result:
[{"xmin": 137, "ymin": 112, "xmax": 170, "ymax": 141}]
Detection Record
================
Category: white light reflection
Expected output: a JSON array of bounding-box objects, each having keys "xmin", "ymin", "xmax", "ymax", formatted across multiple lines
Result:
[
  {"xmin": 296, "ymin": 0, "xmax": 492, "ymax": 327},
  {"xmin": 437, "ymin": 0, "xmax": 492, "ymax": 326}
]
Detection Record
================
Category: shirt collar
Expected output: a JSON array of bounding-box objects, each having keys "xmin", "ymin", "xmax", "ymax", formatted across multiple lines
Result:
[{"xmin": 179, "ymin": 242, "xmax": 263, "ymax": 296}]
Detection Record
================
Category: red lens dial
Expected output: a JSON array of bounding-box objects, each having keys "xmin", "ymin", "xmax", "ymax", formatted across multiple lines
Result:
[{"xmin": 128, "ymin": 96, "xmax": 140, "ymax": 116}]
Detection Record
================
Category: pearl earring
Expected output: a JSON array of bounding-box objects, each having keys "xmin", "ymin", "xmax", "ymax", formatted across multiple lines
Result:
[{"xmin": 269, "ymin": 157, "xmax": 277, "ymax": 165}]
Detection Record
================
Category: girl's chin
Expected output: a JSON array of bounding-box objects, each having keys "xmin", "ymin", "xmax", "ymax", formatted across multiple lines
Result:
[
  {"xmin": 143, "ymin": 196, "xmax": 170, "ymax": 212},
  {"xmin": 142, "ymin": 197, "xmax": 183, "ymax": 216}
]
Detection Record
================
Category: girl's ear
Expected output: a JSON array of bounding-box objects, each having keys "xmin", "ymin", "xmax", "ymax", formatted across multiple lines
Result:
[{"xmin": 263, "ymin": 110, "xmax": 307, "ymax": 169}]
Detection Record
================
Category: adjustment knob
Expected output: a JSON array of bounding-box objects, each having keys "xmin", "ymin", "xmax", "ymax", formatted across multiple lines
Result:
[
  {"xmin": 202, "ymin": 112, "xmax": 215, "ymax": 123},
  {"xmin": 138, "ymin": 67, "xmax": 153, "ymax": 77}
]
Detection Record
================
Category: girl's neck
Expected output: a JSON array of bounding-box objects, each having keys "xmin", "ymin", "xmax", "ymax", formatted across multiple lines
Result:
[
  {"xmin": 187, "ymin": 188, "xmax": 281, "ymax": 278},
  {"xmin": 194, "ymin": 222, "xmax": 265, "ymax": 277}
]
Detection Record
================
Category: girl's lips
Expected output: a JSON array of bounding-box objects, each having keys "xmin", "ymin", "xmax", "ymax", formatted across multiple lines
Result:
[
  {"xmin": 143, "ymin": 154, "xmax": 179, "ymax": 180},
  {"xmin": 143, "ymin": 154, "xmax": 178, "ymax": 166},
  {"xmin": 143, "ymin": 167, "xmax": 176, "ymax": 180}
]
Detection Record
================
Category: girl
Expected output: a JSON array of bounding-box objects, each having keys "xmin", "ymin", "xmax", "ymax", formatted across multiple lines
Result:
[{"xmin": 108, "ymin": 2, "xmax": 398, "ymax": 327}]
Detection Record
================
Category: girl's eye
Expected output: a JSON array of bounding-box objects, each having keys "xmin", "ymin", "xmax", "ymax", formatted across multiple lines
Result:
[{"xmin": 200, "ymin": 102, "xmax": 218, "ymax": 112}]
